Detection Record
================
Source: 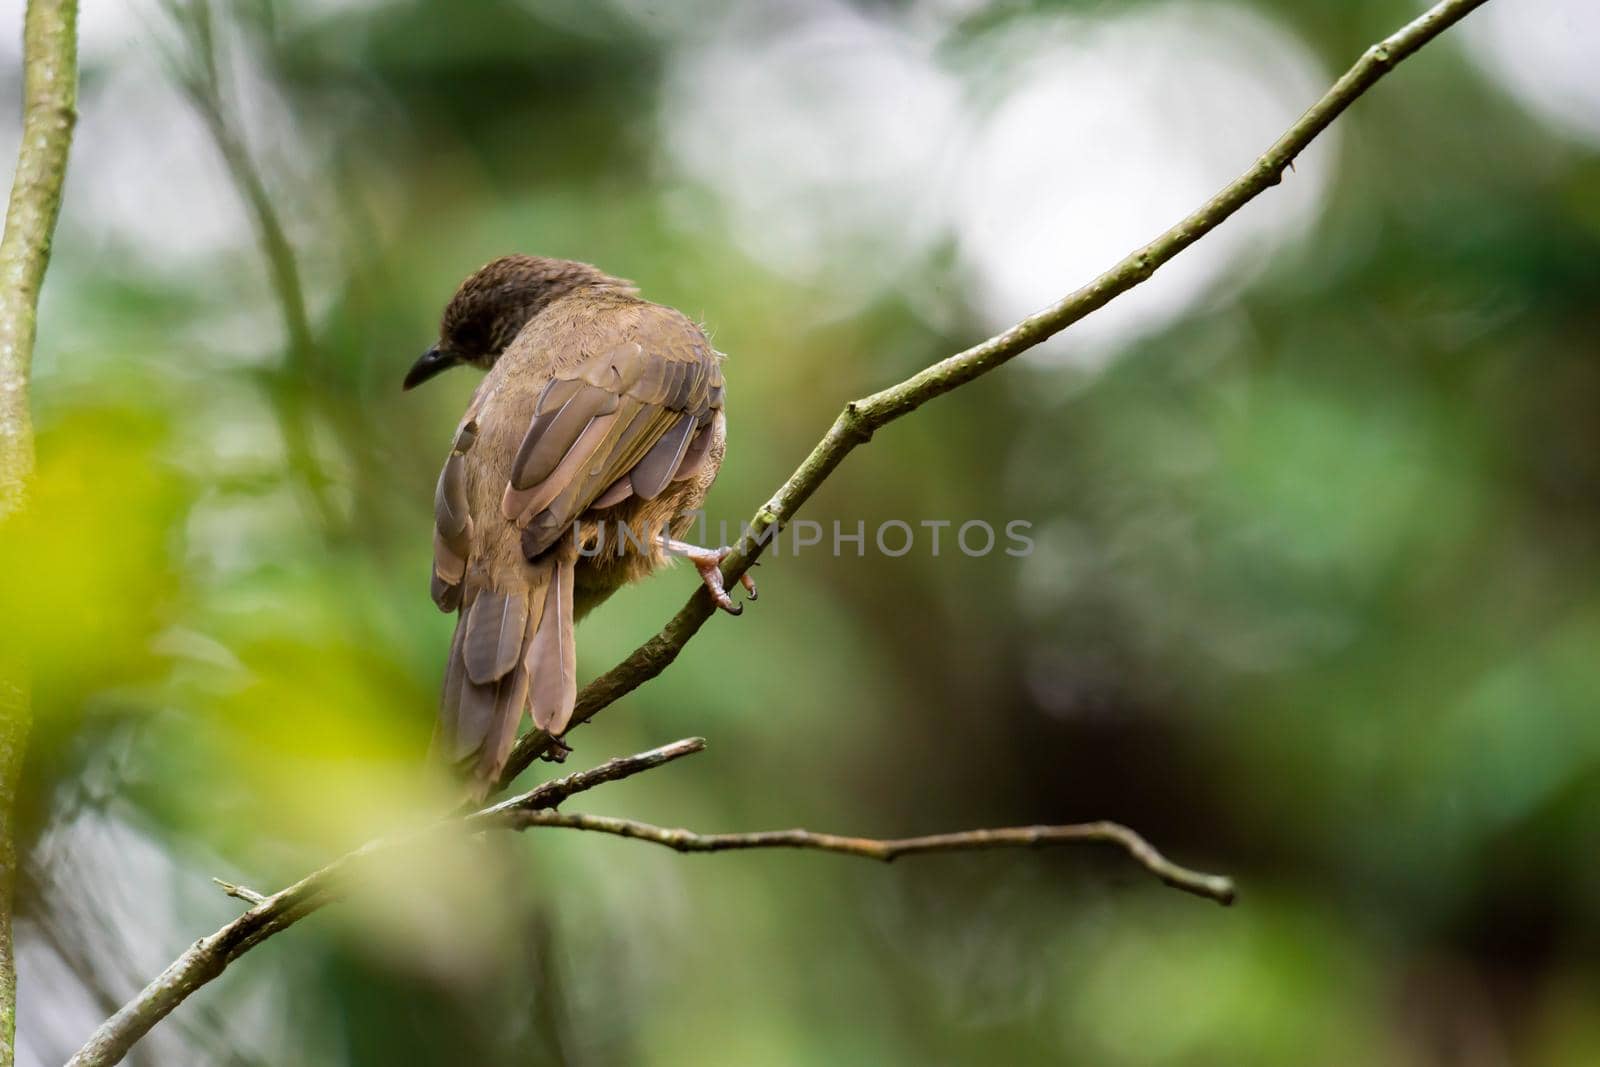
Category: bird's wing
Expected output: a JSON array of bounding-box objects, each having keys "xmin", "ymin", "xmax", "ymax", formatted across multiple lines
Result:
[
  {"xmin": 498, "ymin": 310, "xmax": 724, "ymax": 560},
  {"xmin": 430, "ymin": 420, "xmax": 478, "ymax": 613}
]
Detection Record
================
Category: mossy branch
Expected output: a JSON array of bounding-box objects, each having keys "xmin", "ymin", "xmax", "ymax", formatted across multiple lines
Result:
[
  {"xmin": 0, "ymin": 1, "xmax": 76, "ymax": 512},
  {"xmin": 494, "ymin": 0, "xmax": 1494, "ymax": 788},
  {"xmin": 0, "ymin": 1, "xmax": 79, "ymax": 1064}
]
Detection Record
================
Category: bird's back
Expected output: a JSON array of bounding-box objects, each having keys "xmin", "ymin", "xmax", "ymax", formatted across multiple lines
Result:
[{"xmin": 457, "ymin": 290, "xmax": 711, "ymax": 574}]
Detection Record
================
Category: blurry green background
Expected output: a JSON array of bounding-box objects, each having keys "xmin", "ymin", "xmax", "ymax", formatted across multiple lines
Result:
[{"xmin": 4, "ymin": 0, "xmax": 1600, "ymax": 1064}]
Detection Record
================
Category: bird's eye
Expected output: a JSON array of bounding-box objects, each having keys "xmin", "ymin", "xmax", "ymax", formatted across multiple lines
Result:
[{"xmin": 448, "ymin": 321, "xmax": 490, "ymax": 357}]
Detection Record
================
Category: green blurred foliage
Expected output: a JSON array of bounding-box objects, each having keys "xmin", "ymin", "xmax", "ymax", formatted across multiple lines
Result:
[{"xmin": 7, "ymin": 0, "xmax": 1600, "ymax": 1063}]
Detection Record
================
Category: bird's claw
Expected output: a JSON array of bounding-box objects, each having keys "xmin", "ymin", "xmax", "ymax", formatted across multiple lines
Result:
[
  {"xmin": 692, "ymin": 552, "xmax": 744, "ymax": 615},
  {"xmin": 665, "ymin": 538, "xmax": 757, "ymax": 615},
  {"xmin": 538, "ymin": 735, "xmax": 572, "ymax": 764}
]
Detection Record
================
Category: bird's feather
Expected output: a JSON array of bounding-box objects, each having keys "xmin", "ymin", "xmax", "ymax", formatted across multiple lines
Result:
[
  {"xmin": 462, "ymin": 589, "xmax": 528, "ymax": 685},
  {"xmin": 527, "ymin": 555, "xmax": 577, "ymax": 733},
  {"xmin": 500, "ymin": 325, "xmax": 723, "ymax": 559},
  {"xmin": 630, "ymin": 413, "xmax": 696, "ymax": 500},
  {"xmin": 673, "ymin": 412, "xmax": 722, "ymax": 484}
]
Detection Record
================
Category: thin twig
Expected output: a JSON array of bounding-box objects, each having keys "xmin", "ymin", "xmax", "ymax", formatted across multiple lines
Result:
[
  {"xmin": 0, "ymin": 1, "xmax": 80, "ymax": 1062},
  {"xmin": 210, "ymin": 880, "xmax": 266, "ymax": 906},
  {"xmin": 63, "ymin": 739, "xmax": 706, "ymax": 1067},
  {"xmin": 513, "ymin": 812, "xmax": 1236, "ymax": 905},
  {"xmin": 161, "ymin": 0, "xmax": 337, "ymax": 529},
  {"xmin": 495, "ymin": 0, "xmax": 1494, "ymax": 789}
]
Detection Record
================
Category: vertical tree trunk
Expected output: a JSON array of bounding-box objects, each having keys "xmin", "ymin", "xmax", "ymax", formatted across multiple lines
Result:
[{"xmin": 0, "ymin": 0, "xmax": 80, "ymax": 1061}]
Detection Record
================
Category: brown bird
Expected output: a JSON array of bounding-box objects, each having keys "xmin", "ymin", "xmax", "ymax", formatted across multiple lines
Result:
[{"xmin": 404, "ymin": 255, "xmax": 753, "ymax": 796}]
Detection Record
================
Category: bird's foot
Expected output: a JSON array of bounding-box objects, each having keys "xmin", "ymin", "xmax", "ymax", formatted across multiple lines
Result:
[
  {"xmin": 660, "ymin": 538, "xmax": 758, "ymax": 615},
  {"xmin": 538, "ymin": 735, "xmax": 572, "ymax": 764}
]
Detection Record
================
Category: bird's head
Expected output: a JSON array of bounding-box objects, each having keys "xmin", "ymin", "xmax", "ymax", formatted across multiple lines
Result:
[{"xmin": 403, "ymin": 254, "xmax": 634, "ymax": 390}]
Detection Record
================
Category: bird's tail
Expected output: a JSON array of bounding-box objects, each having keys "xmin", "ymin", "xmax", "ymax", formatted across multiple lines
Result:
[{"xmin": 432, "ymin": 553, "xmax": 577, "ymax": 798}]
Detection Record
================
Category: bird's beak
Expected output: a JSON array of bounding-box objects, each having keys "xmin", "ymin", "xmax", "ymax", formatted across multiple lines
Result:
[{"xmin": 403, "ymin": 346, "xmax": 456, "ymax": 391}]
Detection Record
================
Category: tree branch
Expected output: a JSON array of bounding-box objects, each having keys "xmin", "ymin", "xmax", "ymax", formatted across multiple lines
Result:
[
  {"xmin": 63, "ymin": 739, "xmax": 707, "ymax": 1067},
  {"xmin": 0, "ymin": 0, "xmax": 75, "ymax": 504},
  {"xmin": 162, "ymin": 0, "xmax": 338, "ymax": 529},
  {"xmin": 0, "ymin": 1, "xmax": 79, "ymax": 1062},
  {"xmin": 511, "ymin": 812, "xmax": 1236, "ymax": 905},
  {"xmin": 70, "ymin": 731, "xmax": 1235, "ymax": 1067},
  {"xmin": 494, "ymin": 0, "xmax": 1494, "ymax": 789}
]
